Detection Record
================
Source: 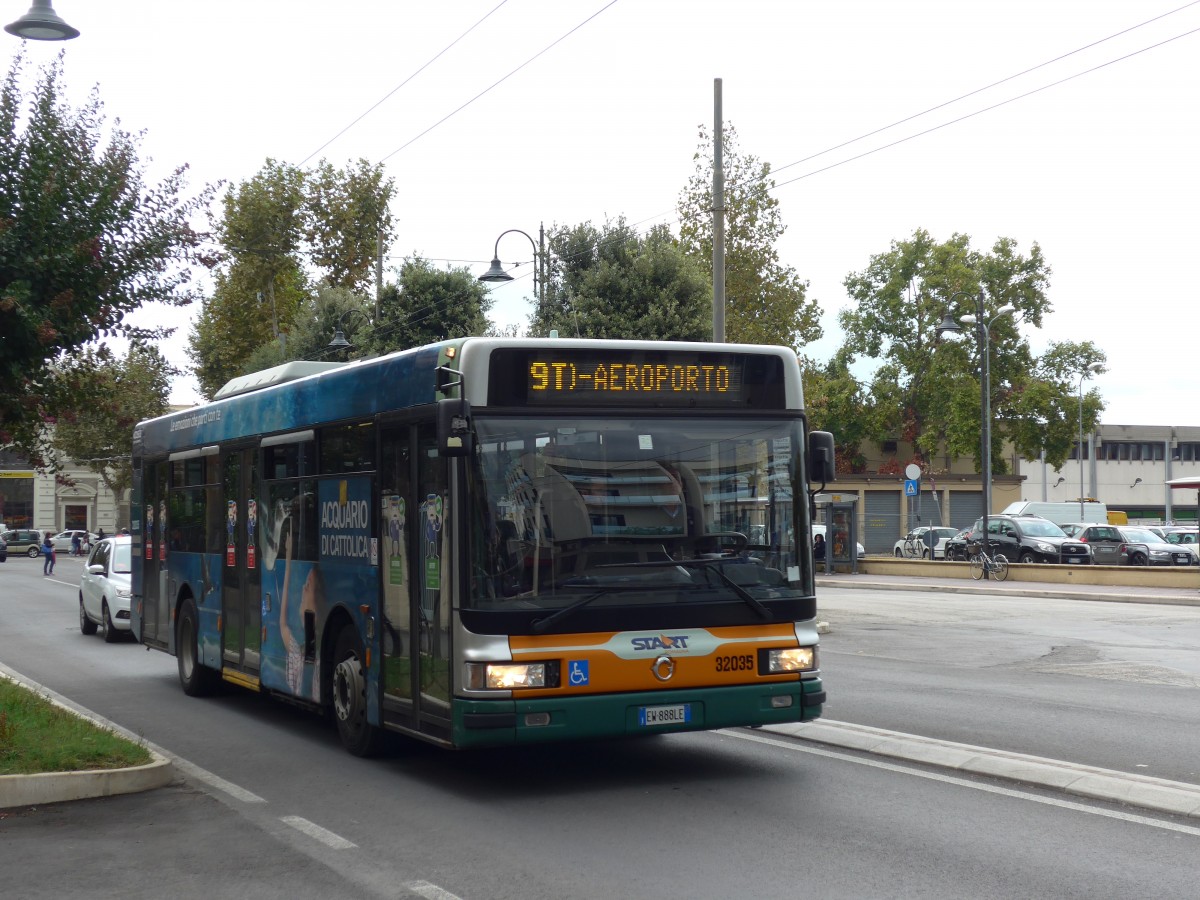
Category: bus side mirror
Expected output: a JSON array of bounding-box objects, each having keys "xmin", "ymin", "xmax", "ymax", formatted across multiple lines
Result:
[
  {"xmin": 808, "ymin": 431, "xmax": 835, "ymax": 484},
  {"xmin": 437, "ymin": 398, "xmax": 474, "ymax": 457}
]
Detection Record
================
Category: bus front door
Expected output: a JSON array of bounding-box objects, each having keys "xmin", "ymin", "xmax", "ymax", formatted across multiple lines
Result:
[
  {"xmin": 222, "ymin": 448, "xmax": 262, "ymax": 675},
  {"xmin": 380, "ymin": 421, "xmax": 451, "ymax": 740},
  {"xmin": 414, "ymin": 423, "xmax": 451, "ymax": 733}
]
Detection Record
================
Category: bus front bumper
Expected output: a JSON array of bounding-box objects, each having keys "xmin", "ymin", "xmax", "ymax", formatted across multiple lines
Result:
[{"xmin": 452, "ymin": 678, "xmax": 825, "ymax": 748}]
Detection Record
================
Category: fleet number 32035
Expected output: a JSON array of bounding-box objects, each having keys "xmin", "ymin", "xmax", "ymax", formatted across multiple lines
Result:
[{"xmin": 715, "ymin": 654, "xmax": 755, "ymax": 672}]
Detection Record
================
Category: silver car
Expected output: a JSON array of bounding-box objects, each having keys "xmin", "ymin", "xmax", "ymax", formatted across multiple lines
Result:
[
  {"xmin": 1060, "ymin": 523, "xmax": 1128, "ymax": 566},
  {"xmin": 79, "ymin": 535, "xmax": 133, "ymax": 642}
]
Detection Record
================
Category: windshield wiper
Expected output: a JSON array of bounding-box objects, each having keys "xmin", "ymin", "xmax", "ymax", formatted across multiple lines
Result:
[
  {"xmin": 531, "ymin": 587, "xmax": 629, "ymax": 634},
  {"xmin": 608, "ymin": 559, "xmax": 774, "ymax": 620}
]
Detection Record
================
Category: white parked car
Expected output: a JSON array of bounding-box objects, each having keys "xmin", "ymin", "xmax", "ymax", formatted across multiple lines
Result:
[
  {"xmin": 79, "ymin": 535, "xmax": 132, "ymax": 642},
  {"xmin": 893, "ymin": 526, "xmax": 959, "ymax": 559},
  {"xmin": 51, "ymin": 529, "xmax": 97, "ymax": 553}
]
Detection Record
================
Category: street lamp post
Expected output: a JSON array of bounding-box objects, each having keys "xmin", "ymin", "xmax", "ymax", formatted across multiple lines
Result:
[
  {"xmin": 938, "ymin": 291, "xmax": 1015, "ymax": 578},
  {"xmin": 1077, "ymin": 362, "xmax": 1102, "ymax": 520},
  {"xmin": 478, "ymin": 225, "xmax": 546, "ymax": 317},
  {"xmin": 326, "ymin": 308, "xmax": 372, "ymax": 357}
]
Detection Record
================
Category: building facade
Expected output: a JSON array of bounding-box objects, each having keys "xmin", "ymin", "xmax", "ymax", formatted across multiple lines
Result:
[
  {"xmin": 0, "ymin": 449, "xmax": 124, "ymax": 535},
  {"xmin": 1022, "ymin": 425, "xmax": 1200, "ymax": 524}
]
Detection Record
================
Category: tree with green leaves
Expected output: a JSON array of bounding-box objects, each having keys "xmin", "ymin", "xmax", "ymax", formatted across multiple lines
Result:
[
  {"xmin": 240, "ymin": 284, "xmax": 371, "ymax": 373},
  {"xmin": 0, "ymin": 53, "xmax": 215, "ymax": 465},
  {"xmin": 49, "ymin": 344, "xmax": 175, "ymax": 527},
  {"xmin": 528, "ymin": 219, "xmax": 709, "ymax": 341},
  {"xmin": 305, "ymin": 159, "xmax": 395, "ymax": 295},
  {"xmin": 837, "ymin": 228, "xmax": 1105, "ymax": 473},
  {"xmin": 801, "ymin": 352, "xmax": 886, "ymax": 474},
  {"xmin": 677, "ymin": 123, "xmax": 821, "ymax": 349},
  {"xmin": 355, "ymin": 258, "xmax": 491, "ymax": 357},
  {"xmin": 188, "ymin": 157, "xmax": 395, "ymax": 398},
  {"xmin": 189, "ymin": 258, "xmax": 310, "ymax": 398}
]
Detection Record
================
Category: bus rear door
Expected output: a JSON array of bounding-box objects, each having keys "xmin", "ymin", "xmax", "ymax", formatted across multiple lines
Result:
[{"xmin": 222, "ymin": 447, "xmax": 262, "ymax": 676}]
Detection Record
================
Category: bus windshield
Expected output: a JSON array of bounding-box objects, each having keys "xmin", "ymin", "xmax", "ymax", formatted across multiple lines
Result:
[{"xmin": 468, "ymin": 415, "xmax": 806, "ymax": 613}]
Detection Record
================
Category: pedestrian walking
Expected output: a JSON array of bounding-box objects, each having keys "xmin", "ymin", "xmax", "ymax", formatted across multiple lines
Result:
[
  {"xmin": 42, "ymin": 533, "xmax": 55, "ymax": 575},
  {"xmin": 71, "ymin": 532, "xmax": 81, "ymax": 556}
]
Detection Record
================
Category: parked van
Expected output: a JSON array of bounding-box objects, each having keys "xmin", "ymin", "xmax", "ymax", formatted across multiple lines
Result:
[{"xmin": 1000, "ymin": 500, "xmax": 1109, "ymax": 526}]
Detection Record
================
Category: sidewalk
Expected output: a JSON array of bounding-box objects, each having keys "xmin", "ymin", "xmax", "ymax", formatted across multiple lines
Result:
[
  {"xmin": 790, "ymin": 568, "xmax": 1200, "ymax": 820},
  {"xmin": 816, "ymin": 570, "xmax": 1200, "ymax": 607}
]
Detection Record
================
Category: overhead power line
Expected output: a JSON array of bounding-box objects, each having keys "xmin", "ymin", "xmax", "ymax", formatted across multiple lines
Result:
[
  {"xmin": 378, "ymin": 0, "xmax": 620, "ymax": 163},
  {"xmin": 296, "ymin": 1, "xmax": 511, "ymax": 167}
]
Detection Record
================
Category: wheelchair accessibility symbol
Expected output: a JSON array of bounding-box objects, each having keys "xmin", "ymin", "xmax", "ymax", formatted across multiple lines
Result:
[{"xmin": 568, "ymin": 660, "xmax": 590, "ymax": 686}]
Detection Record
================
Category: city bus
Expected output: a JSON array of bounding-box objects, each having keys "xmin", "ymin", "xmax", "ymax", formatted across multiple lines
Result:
[{"xmin": 131, "ymin": 338, "xmax": 835, "ymax": 755}]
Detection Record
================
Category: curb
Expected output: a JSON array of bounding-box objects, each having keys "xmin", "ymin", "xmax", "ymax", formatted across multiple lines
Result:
[
  {"xmin": 815, "ymin": 576, "xmax": 1200, "ymax": 606},
  {"xmin": 0, "ymin": 756, "xmax": 174, "ymax": 809},
  {"xmin": 0, "ymin": 667, "xmax": 175, "ymax": 810},
  {"xmin": 764, "ymin": 720, "xmax": 1200, "ymax": 819}
]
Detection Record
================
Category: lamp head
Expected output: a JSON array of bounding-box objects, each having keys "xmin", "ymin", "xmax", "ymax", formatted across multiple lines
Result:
[
  {"xmin": 327, "ymin": 329, "xmax": 351, "ymax": 350},
  {"xmin": 478, "ymin": 258, "xmax": 513, "ymax": 284},
  {"xmin": 936, "ymin": 311, "xmax": 963, "ymax": 336},
  {"xmin": 5, "ymin": 1, "xmax": 78, "ymax": 40},
  {"xmin": 995, "ymin": 303, "xmax": 1016, "ymax": 317}
]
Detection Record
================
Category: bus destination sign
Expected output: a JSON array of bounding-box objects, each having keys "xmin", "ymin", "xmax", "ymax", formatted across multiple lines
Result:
[{"xmin": 488, "ymin": 348, "xmax": 786, "ymax": 409}]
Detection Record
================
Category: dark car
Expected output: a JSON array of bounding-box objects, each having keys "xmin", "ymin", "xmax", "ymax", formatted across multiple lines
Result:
[
  {"xmin": 1, "ymin": 528, "xmax": 45, "ymax": 558},
  {"xmin": 943, "ymin": 528, "xmax": 975, "ymax": 561},
  {"xmin": 973, "ymin": 515, "xmax": 1090, "ymax": 565}
]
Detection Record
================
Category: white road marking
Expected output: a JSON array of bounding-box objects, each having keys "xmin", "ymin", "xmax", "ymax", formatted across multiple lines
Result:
[
  {"xmin": 280, "ymin": 815, "xmax": 357, "ymax": 849},
  {"xmin": 172, "ymin": 757, "xmax": 266, "ymax": 804},
  {"xmin": 406, "ymin": 881, "xmax": 465, "ymax": 900},
  {"xmin": 723, "ymin": 729, "xmax": 1200, "ymax": 838}
]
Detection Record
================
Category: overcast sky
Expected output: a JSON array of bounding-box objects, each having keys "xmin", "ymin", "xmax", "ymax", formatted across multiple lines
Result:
[{"xmin": 7, "ymin": 0, "xmax": 1197, "ymax": 426}]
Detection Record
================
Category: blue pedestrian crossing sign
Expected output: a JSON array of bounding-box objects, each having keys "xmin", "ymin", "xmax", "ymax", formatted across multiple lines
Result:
[{"xmin": 904, "ymin": 479, "xmax": 919, "ymax": 497}]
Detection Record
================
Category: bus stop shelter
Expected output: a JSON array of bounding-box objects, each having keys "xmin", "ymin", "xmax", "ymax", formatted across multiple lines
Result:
[{"xmin": 1166, "ymin": 475, "xmax": 1200, "ymax": 594}]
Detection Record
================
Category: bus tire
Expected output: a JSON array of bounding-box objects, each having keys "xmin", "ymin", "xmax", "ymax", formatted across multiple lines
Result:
[
  {"xmin": 332, "ymin": 624, "xmax": 383, "ymax": 757},
  {"xmin": 177, "ymin": 597, "xmax": 219, "ymax": 697}
]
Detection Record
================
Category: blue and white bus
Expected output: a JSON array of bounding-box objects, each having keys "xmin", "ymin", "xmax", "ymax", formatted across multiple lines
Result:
[{"xmin": 131, "ymin": 338, "xmax": 834, "ymax": 755}]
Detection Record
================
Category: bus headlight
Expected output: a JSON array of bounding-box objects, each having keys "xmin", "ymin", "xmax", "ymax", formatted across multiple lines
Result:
[
  {"xmin": 465, "ymin": 662, "xmax": 554, "ymax": 690},
  {"xmin": 767, "ymin": 647, "xmax": 817, "ymax": 673}
]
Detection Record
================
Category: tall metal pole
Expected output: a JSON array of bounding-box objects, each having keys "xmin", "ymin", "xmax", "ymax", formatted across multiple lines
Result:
[
  {"xmin": 538, "ymin": 222, "xmax": 546, "ymax": 314},
  {"xmin": 979, "ymin": 294, "xmax": 991, "ymax": 579},
  {"xmin": 375, "ymin": 226, "xmax": 384, "ymax": 323},
  {"xmin": 1078, "ymin": 374, "xmax": 1085, "ymax": 522},
  {"xmin": 712, "ymin": 78, "xmax": 725, "ymax": 343}
]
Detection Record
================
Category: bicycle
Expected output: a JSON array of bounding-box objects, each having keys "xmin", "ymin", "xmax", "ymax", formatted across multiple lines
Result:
[{"xmin": 967, "ymin": 541, "xmax": 1009, "ymax": 581}]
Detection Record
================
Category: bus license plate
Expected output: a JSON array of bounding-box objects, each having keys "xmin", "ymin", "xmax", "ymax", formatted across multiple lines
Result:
[{"xmin": 639, "ymin": 704, "xmax": 691, "ymax": 727}]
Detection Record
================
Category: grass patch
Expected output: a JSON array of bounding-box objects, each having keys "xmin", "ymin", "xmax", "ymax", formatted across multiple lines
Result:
[{"xmin": 0, "ymin": 677, "xmax": 152, "ymax": 776}]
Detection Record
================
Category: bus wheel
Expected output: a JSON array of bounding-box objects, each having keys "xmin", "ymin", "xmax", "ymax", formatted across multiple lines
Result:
[
  {"xmin": 177, "ymin": 597, "xmax": 219, "ymax": 696},
  {"xmin": 332, "ymin": 625, "xmax": 383, "ymax": 757}
]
